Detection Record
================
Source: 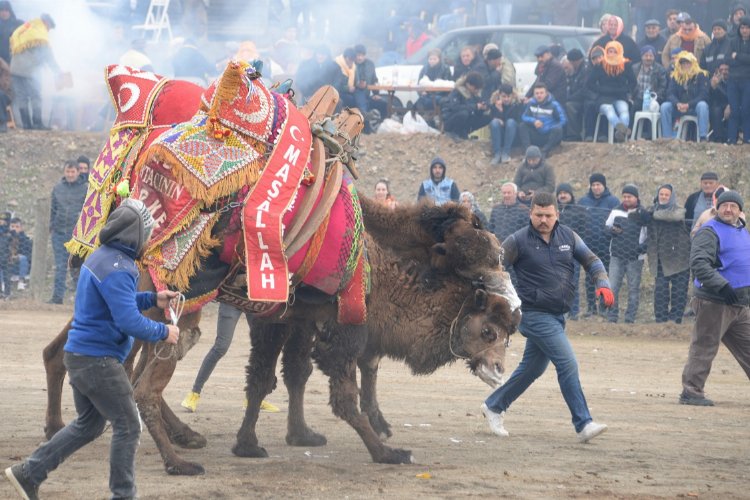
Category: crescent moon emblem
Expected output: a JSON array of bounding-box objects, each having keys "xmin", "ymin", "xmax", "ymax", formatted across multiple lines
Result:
[
  {"xmin": 118, "ymin": 83, "xmax": 140, "ymax": 113},
  {"xmin": 289, "ymin": 125, "xmax": 303, "ymax": 142}
]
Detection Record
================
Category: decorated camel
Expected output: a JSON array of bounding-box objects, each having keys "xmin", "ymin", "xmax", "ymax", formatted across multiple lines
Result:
[{"xmin": 42, "ymin": 62, "xmax": 521, "ymax": 474}]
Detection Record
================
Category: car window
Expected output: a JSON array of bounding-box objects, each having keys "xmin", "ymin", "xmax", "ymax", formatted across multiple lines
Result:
[
  {"xmin": 407, "ymin": 32, "xmax": 490, "ymax": 66},
  {"xmin": 558, "ymin": 34, "xmax": 597, "ymax": 56},
  {"xmin": 493, "ymin": 32, "xmax": 554, "ymax": 64}
]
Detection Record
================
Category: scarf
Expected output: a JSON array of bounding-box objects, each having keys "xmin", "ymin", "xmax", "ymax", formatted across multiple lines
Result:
[
  {"xmin": 335, "ymin": 55, "xmax": 356, "ymax": 88},
  {"xmin": 9, "ymin": 18, "xmax": 49, "ymax": 56},
  {"xmin": 679, "ymin": 25, "xmax": 706, "ymax": 42},
  {"xmin": 608, "ymin": 15, "xmax": 625, "ymax": 39},
  {"xmin": 654, "ymin": 184, "xmax": 676, "ymax": 210},
  {"xmin": 602, "ymin": 41, "xmax": 628, "ymax": 76},
  {"xmin": 671, "ymin": 51, "xmax": 708, "ymax": 86}
]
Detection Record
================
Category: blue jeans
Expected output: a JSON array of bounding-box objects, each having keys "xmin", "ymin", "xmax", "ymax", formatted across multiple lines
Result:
[
  {"xmin": 51, "ymin": 231, "xmax": 70, "ymax": 301},
  {"xmin": 599, "ymin": 100, "xmax": 629, "ymax": 128},
  {"xmin": 660, "ymin": 101, "xmax": 709, "ymax": 139},
  {"xmin": 25, "ymin": 353, "xmax": 141, "ymax": 498},
  {"xmin": 727, "ymin": 79, "xmax": 750, "ymax": 143},
  {"xmin": 192, "ymin": 302, "xmax": 252, "ymax": 393},
  {"xmin": 606, "ymin": 256, "xmax": 643, "ymax": 323},
  {"xmin": 353, "ymin": 88, "xmax": 370, "ymax": 114},
  {"xmin": 489, "ymin": 117, "xmax": 517, "ymax": 156},
  {"xmin": 486, "ymin": 2, "xmax": 512, "ymax": 24},
  {"xmin": 484, "ymin": 310, "xmax": 593, "ymax": 433}
]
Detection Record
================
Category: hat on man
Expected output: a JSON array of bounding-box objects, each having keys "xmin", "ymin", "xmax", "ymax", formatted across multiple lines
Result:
[
  {"xmin": 701, "ymin": 171, "xmax": 719, "ymax": 181},
  {"xmin": 485, "ymin": 48, "xmax": 502, "ymax": 61},
  {"xmin": 534, "ymin": 45, "xmax": 550, "ymax": 57},
  {"xmin": 640, "ymin": 45, "xmax": 656, "ymax": 56},
  {"xmin": 525, "ymin": 145, "xmax": 542, "ymax": 159},
  {"xmin": 676, "ymin": 12, "xmax": 693, "ymax": 23},
  {"xmin": 589, "ymin": 173, "xmax": 607, "ymax": 186},
  {"xmin": 556, "ymin": 183, "xmax": 574, "ymax": 196},
  {"xmin": 567, "ymin": 48, "xmax": 584, "ymax": 62},
  {"xmin": 40, "ymin": 13, "xmax": 55, "ymax": 29},
  {"xmin": 430, "ymin": 156, "xmax": 446, "ymax": 169},
  {"xmin": 622, "ymin": 184, "xmax": 640, "ymax": 199},
  {"xmin": 712, "ymin": 19, "xmax": 729, "ymax": 31},
  {"xmin": 644, "ymin": 19, "xmax": 661, "ymax": 27},
  {"xmin": 716, "ymin": 190, "xmax": 744, "ymax": 211},
  {"xmin": 740, "ymin": 15, "xmax": 750, "ymax": 28}
]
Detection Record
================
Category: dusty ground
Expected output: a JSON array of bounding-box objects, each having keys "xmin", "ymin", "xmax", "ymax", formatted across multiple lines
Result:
[{"xmin": 2, "ymin": 305, "xmax": 749, "ymax": 499}]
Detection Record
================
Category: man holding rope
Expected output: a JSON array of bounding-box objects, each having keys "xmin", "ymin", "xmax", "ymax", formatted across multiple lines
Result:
[{"xmin": 5, "ymin": 198, "xmax": 180, "ymax": 500}]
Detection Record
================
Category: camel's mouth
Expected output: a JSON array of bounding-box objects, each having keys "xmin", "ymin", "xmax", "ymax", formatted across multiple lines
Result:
[{"xmin": 471, "ymin": 360, "xmax": 505, "ymax": 389}]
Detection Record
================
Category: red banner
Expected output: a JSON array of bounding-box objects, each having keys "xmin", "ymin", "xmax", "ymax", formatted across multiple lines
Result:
[{"xmin": 243, "ymin": 101, "xmax": 311, "ymax": 302}]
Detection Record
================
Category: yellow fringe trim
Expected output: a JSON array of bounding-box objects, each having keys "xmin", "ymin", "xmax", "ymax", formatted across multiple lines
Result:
[
  {"xmin": 208, "ymin": 62, "xmax": 246, "ymax": 124},
  {"xmin": 9, "ymin": 19, "xmax": 49, "ymax": 55}
]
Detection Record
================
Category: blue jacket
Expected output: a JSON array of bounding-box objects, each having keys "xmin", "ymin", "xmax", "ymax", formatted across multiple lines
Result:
[
  {"xmin": 521, "ymin": 95, "xmax": 567, "ymax": 134},
  {"xmin": 502, "ymin": 222, "xmax": 609, "ymax": 314},
  {"xmin": 65, "ymin": 244, "xmax": 167, "ymax": 363}
]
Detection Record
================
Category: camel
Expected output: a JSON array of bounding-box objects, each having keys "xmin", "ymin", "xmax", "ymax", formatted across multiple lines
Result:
[{"xmin": 41, "ymin": 61, "xmax": 520, "ymax": 475}]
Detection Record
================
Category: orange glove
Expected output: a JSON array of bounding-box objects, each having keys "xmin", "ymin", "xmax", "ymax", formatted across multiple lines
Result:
[{"xmin": 596, "ymin": 287, "xmax": 615, "ymax": 307}]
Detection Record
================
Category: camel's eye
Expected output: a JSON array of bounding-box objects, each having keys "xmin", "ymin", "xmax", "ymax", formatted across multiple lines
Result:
[{"xmin": 482, "ymin": 327, "xmax": 497, "ymax": 342}]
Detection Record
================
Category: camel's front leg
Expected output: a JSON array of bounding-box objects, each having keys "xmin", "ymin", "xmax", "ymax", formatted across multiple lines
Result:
[
  {"xmin": 43, "ymin": 319, "xmax": 72, "ymax": 439},
  {"xmin": 233, "ymin": 322, "xmax": 290, "ymax": 458},
  {"xmin": 314, "ymin": 323, "xmax": 413, "ymax": 464},
  {"xmin": 358, "ymin": 353, "xmax": 392, "ymax": 440},
  {"xmin": 282, "ymin": 322, "xmax": 326, "ymax": 447}
]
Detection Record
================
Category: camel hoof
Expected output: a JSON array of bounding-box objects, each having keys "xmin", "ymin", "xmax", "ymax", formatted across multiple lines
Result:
[
  {"xmin": 368, "ymin": 414, "xmax": 392, "ymax": 441},
  {"xmin": 170, "ymin": 431, "xmax": 208, "ymax": 449},
  {"xmin": 44, "ymin": 421, "xmax": 65, "ymax": 441},
  {"xmin": 165, "ymin": 461, "xmax": 205, "ymax": 476},
  {"xmin": 286, "ymin": 427, "xmax": 327, "ymax": 447},
  {"xmin": 377, "ymin": 448, "xmax": 414, "ymax": 465},
  {"xmin": 232, "ymin": 442, "xmax": 269, "ymax": 458}
]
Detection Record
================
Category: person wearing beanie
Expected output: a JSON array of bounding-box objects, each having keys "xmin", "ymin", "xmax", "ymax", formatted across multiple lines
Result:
[
  {"xmin": 417, "ymin": 156, "xmax": 460, "ymax": 205},
  {"xmin": 525, "ymin": 44, "xmax": 566, "ymax": 105},
  {"xmin": 513, "ymin": 145, "xmax": 556, "ymax": 203},
  {"xmin": 556, "ymin": 182, "xmax": 587, "ymax": 320},
  {"xmin": 3, "ymin": 199, "xmax": 180, "ymax": 500},
  {"xmin": 701, "ymin": 19, "xmax": 732, "ymax": 74},
  {"xmin": 682, "ymin": 189, "xmax": 750, "ymax": 407},
  {"xmin": 562, "ymin": 48, "xmax": 590, "ymax": 141},
  {"xmin": 728, "ymin": 3, "xmax": 747, "ymax": 39},
  {"xmin": 632, "ymin": 184, "xmax": 691, "ymax": 324},
  {"xmin": 603, "ymin": 184, "xmax": 647, "ymax": 323},
  {"xmin": 489, "ymin": 82, "xmax": 523, "ymax": 164},
  {"xmin": 519, "ymin": 83, "xmax": 567, "ymax": 156},
  {"xmin": 631, "ymin": 44, "xmax": 668, "ymax": 122},
  {"xmin": 685, "ymin": 171, "xmax": 720, "ymax": 229},
  {"xmin": 727, "ymin": 15, "xmax": 750, "ymax": 145},
  {"xmin": 638, "ymin": 19, "xmax": 667, "ymax": 61},
  {"xmin": 578, "ymin": 173, "xmax": 620, "ymax": 316},
  {"xmin": 661, "ymin": 51, "xmax": 710, "ymax": 141},
  {"xmin": 661, "ymin": 12, "xmax": 712, "ymax": 68}
]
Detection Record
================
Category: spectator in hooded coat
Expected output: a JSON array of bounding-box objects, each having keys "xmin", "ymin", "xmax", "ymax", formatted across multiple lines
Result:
[
  {"xmin": 586, "ymin": 40, "xmax": 636, "ymax": 143},
  {"xmin": 0, "ymin": 1, "xmax": 22, "ymax": 64},
  {"xmin": 593, "ymin": 14, "xmax": 642, "ymax": 64},
  {"xmin": 727, "ymin": 15, "xmax": 750, "ymax": 144},
  {"xmin": 513, "ymin": 146, "xmax": 556, "ymax": 203},
  {"xmin": 417, "ymin": 157, "xmax": 460, "ymax": 205}
]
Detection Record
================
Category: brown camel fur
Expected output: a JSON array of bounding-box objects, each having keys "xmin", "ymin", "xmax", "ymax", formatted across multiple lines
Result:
[{"xmin": 42, "ymin": 199, "xmax": 517, "ymax": 474}]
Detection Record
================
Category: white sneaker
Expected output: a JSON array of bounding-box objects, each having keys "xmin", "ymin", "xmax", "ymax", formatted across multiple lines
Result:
[
  {"xmin": 480, "ymin": 403, "xmax": 509, "ymax": 437},
  {"xmin": 577, "ymin": 421, "xmax": 608, "ymax": 443},
  {"xmin": 17, "ymin": 280, "xmax": 26, "ymax": 291}
]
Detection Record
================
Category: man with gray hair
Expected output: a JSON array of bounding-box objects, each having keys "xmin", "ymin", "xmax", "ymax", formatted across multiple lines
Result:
[
  {"xmin": 489, "ymin": 182, "xmax": 529, "ymax": 243},
  {"xmin": 5, "ymin": 198, "xmax": 180, "ymax": 500}
]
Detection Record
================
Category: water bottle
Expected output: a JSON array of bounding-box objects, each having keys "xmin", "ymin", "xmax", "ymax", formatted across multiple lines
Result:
[{"xmin": 642, "ymin": 90, "xmax": 651, "ymax": 112}]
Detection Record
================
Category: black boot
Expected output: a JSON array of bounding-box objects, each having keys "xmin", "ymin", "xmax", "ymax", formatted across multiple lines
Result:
[
  {"xmin": 19, "ymin": 108, "xmax": 32, "ymax": 129},
  {"xmin": 32, "ymin": 108, "xmax": 49, "ymax": 130}
]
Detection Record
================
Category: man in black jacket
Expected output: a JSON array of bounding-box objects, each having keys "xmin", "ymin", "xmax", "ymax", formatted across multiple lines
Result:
[
  {"xmin": 352, "ymin": 44, "xmax": 386, "ymax": 133},
  {"xmin": 562, "ymin": 48, "xmax": 589, "ymax": 141},
  {"xmin": 702, "ymin": 19, "xmax": 733, "ymax": 73},
  {"xmin": 441, "ymin": 71, "xmax": 491, "ymax": 140},
  {"xmin": 526, "ymin": 45, "xmax": 566, "ymax": 104},
  {"xmin": 480, "ymin": 192, "xmax": 613, "ymax": 443},
  {"xmin": 48, "ymin": 160, "xmax": 87, "ymax": 304},
  {"xmin": 0, "ymin": 216, "xmax": 32, "ymax": 297}
]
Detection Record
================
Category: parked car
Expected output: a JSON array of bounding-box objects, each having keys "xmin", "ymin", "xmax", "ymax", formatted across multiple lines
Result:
[{"xmin": 376, "ymin": 25, "xmax": 599, "ymax": 106}]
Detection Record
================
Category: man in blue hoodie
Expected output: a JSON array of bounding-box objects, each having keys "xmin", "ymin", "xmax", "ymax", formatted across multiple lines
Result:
[
  {"xmin": 519, "ymin": 83, "xmax": 567, "ymax": 157},
  {"xmin": 417, "ymin": 157, "xmax": 460, "ymax": 205},
  {"xmin": 4, "ymin": 198, "xmax": 180, "ymax": 500}
]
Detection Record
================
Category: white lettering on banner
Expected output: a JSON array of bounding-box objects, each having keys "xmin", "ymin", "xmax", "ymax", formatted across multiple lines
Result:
[
  {"xmin": 137, "ymin": 187, "xmax": 167, "ymax": 228},
  {"xmin": 267, "ymin": 179, "xmax": 282, "ymax": 198},
  {"xmin": 283, "ymin": 145, "xmax": 300, "ymax": 165},
  {"xmin": 261, "ymin": 273, "xmax": 275, "ymax": 288},
  {"xmin": 257, "ymin": 232, "xmax": 269, "ymax": 250},
  {"xmin": 139, "ymin": 164, "xmax": 184, "ymax": 200},
  {"xmin": 276, "ymin": 163, "xmax": 290, "ymax": 182},
  {"xmin": 255, "ymin": 209, "xmax": 266, "ymax": 228},
  {"xmin": 260, "ymin": 253, "xmax": 274, "ymax": 271}
]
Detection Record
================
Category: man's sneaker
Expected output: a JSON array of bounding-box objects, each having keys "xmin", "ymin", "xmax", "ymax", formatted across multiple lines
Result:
[
  {"xmin": 181, "ymin": 391, "xmax": 200, "ymax": 412},
  {"xmin": 577, "ymin": 421, "xmax": 608, "ymax": 443},
  {"xmin": 480, "ymin": 403, "xmax": 509, "ymax": 437},
  {"xmin": 679, "ymin": 392, "xmax": 714, "ymax": 406},
  {"xmin": 17, "ymin": 280, "xmax": 26, "ymax": 291},
  {"xmin": 5, "ymin": 463, "xmax": 39, "ymax": 500},
  {"xmin": 46, "ymin": 297, "xmax": 63, "ymax": 305},
  {"xmin": 243, "ymin": 398, "xmax": 281, "ymax": 413},
  {"xmin": 490, "ymin": 154, "xmax": 502, "ymax": 165},
  {"xmin": 501, "ymin": 154, "xmax": 511, "ymax": 163}
]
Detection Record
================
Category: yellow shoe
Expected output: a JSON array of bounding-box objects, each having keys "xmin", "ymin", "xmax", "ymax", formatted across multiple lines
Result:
[
  {"xmin": 243, "ymin": 398, "xmax": 280, "ymax": 413},
  {"xmin": 181, "ymin": 391, "xmax": 200, "ymax": 413}
]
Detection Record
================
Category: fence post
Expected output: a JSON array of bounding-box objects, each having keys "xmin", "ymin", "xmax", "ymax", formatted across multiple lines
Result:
[{"xmin": 30, "ymin": 197, "xmax": 50, "ymax": 302}]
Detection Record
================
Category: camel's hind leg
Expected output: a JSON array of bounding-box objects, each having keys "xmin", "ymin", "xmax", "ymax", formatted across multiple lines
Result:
[
  {"xmin": 358, "ymin": 353, "xmax": 392, "ymax": 440},
  {"xmin": 283, "ymin": 322, "xmax": 326, "ymax": 447},
  {"xmin": 314, "ymin": 322, "xmax": 413, "ymax": 464},
  {"xmin": 43, "ymin": 319, "xmax": 72, "ymax": 439},
  {"xmin": 233, "ymin": 322, "xmax": 291, "ymax": 458},
  {"xmin": 135, "ymin": 310, "xmax": 205, "ymax": 475}
]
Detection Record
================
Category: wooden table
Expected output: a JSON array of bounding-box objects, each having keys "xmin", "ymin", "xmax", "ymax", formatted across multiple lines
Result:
[{"xmin": 367, "ymin": 84, "xmax": 453, "ymax": 117}]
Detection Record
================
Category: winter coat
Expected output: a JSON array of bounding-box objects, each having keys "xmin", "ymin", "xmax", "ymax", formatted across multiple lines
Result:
[
  {"xmin": 605, "ymin": 203, "xmax": 647, "ymax": 261},
  {"xmin": 50, "ymin": 175, "xmax": 87, "ymax": 235},
  {"xmin": 666, "ymin": 73, "xmax": 710, "ymax": 109},
  {"xmin": 631, "ymin": 62, "xmax": 668, "ymax": 102},
  {"xmin": 637, "ymin": 34, "xmax": 668, "ymax": 61},
  {"xmin": 526, "ymin": 58, "xmax": 567, "ymax": 102},
  {"xmin": 662, "ymin": 31, "xmax": 712, "ymax": 68},
  {"xmin": 418, "ymin": 62, "xmax": 452, "ymax": 82},
  {"xmin": 0, "ymin": 7, "xmax": 22, "ymax": 64},
  {"xmin": 586, "ymin": 63, "xmax": 636, "ymax": 105},
  {"xmin": 513, "ymin": 159, "xmax": 556, "ymax": 195},
  {"xmin": 729, "ymin": 36, "xmax": 750, "ymax": 81},
  {"xmin": 578, "ymin": 188, "xmax": 620, "ymax": 254},
  {"xmin": 701, "ymin": 36, "xmax": 733, "ymax": 74},
  {"xmin": 520, "ymin": 94, "xmax": 567, "ymax": 133},
  {"xmin": 635, "ymin": 205, "xmax": 691, "ymax": 277},
  {"xmin": 452, "ymin": 56, "xmax": 484, "ymax": 82},
  {"xmin": 440, "ymin": 79, "xmax": 484, "ymax": 124},
  {"xmin": 593, "ymin": 33, "xmax": 642, "ymax": 64},
  {"xmin": 566, "ymin": 62, "xmax": 592, "ymax": 104}
]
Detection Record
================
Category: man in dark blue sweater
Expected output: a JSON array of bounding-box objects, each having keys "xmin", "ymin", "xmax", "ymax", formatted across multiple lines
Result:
[
  {"xmin": 480, "ymin": 192, "xmax": 613, "ymax": 443},
  {"xmin": 5, "ymin": 198, "xmax": 180, "ymax": 500}
]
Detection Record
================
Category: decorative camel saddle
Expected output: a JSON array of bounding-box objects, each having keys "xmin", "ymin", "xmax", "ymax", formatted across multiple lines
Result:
[{"xmin": 67, "ymin": 62, "xmax": 368, "ymax": 324}]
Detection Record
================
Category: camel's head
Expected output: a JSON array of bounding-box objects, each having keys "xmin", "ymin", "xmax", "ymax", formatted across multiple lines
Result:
[{"xmin": 453, "ymin": 287, "xmax": 520, "ymax": 388}]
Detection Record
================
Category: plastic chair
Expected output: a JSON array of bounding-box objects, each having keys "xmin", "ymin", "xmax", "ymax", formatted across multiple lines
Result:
[
  {"xmin": 676, "ymin": 115, "xmax": 700, "ymax": 142},
  {"xmin": 592, "ymin": 113, "xmax": 614, "ymax": 144},
  {"xmin": 631, "ymin": 111, "xmax": 661, "ymax": 140},
  {"xmin": 132, "ymin": 0, "xmax": 173, "ymax": 42}
]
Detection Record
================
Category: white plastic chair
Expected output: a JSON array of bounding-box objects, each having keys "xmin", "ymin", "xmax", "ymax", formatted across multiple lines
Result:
[
  {"xmin": 132, "ymin": 0, "xmax": 173, "ymax": 42},
  {"xmin": 631, "ymin": 111, "xmax": 661, "ymax": 140},
  {"xmin": 592, "ymin": 113, "xmax": 614, "ymax": 144},
  {"xmin": 676, "ymin": 115, "xmax": 700, "ymax": 142}
]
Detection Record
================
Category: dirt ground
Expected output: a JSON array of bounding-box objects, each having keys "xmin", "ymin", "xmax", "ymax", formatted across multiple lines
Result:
[{"xmin": 2, "ymin": 305, "xmax": 749, "ymax": 499}]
